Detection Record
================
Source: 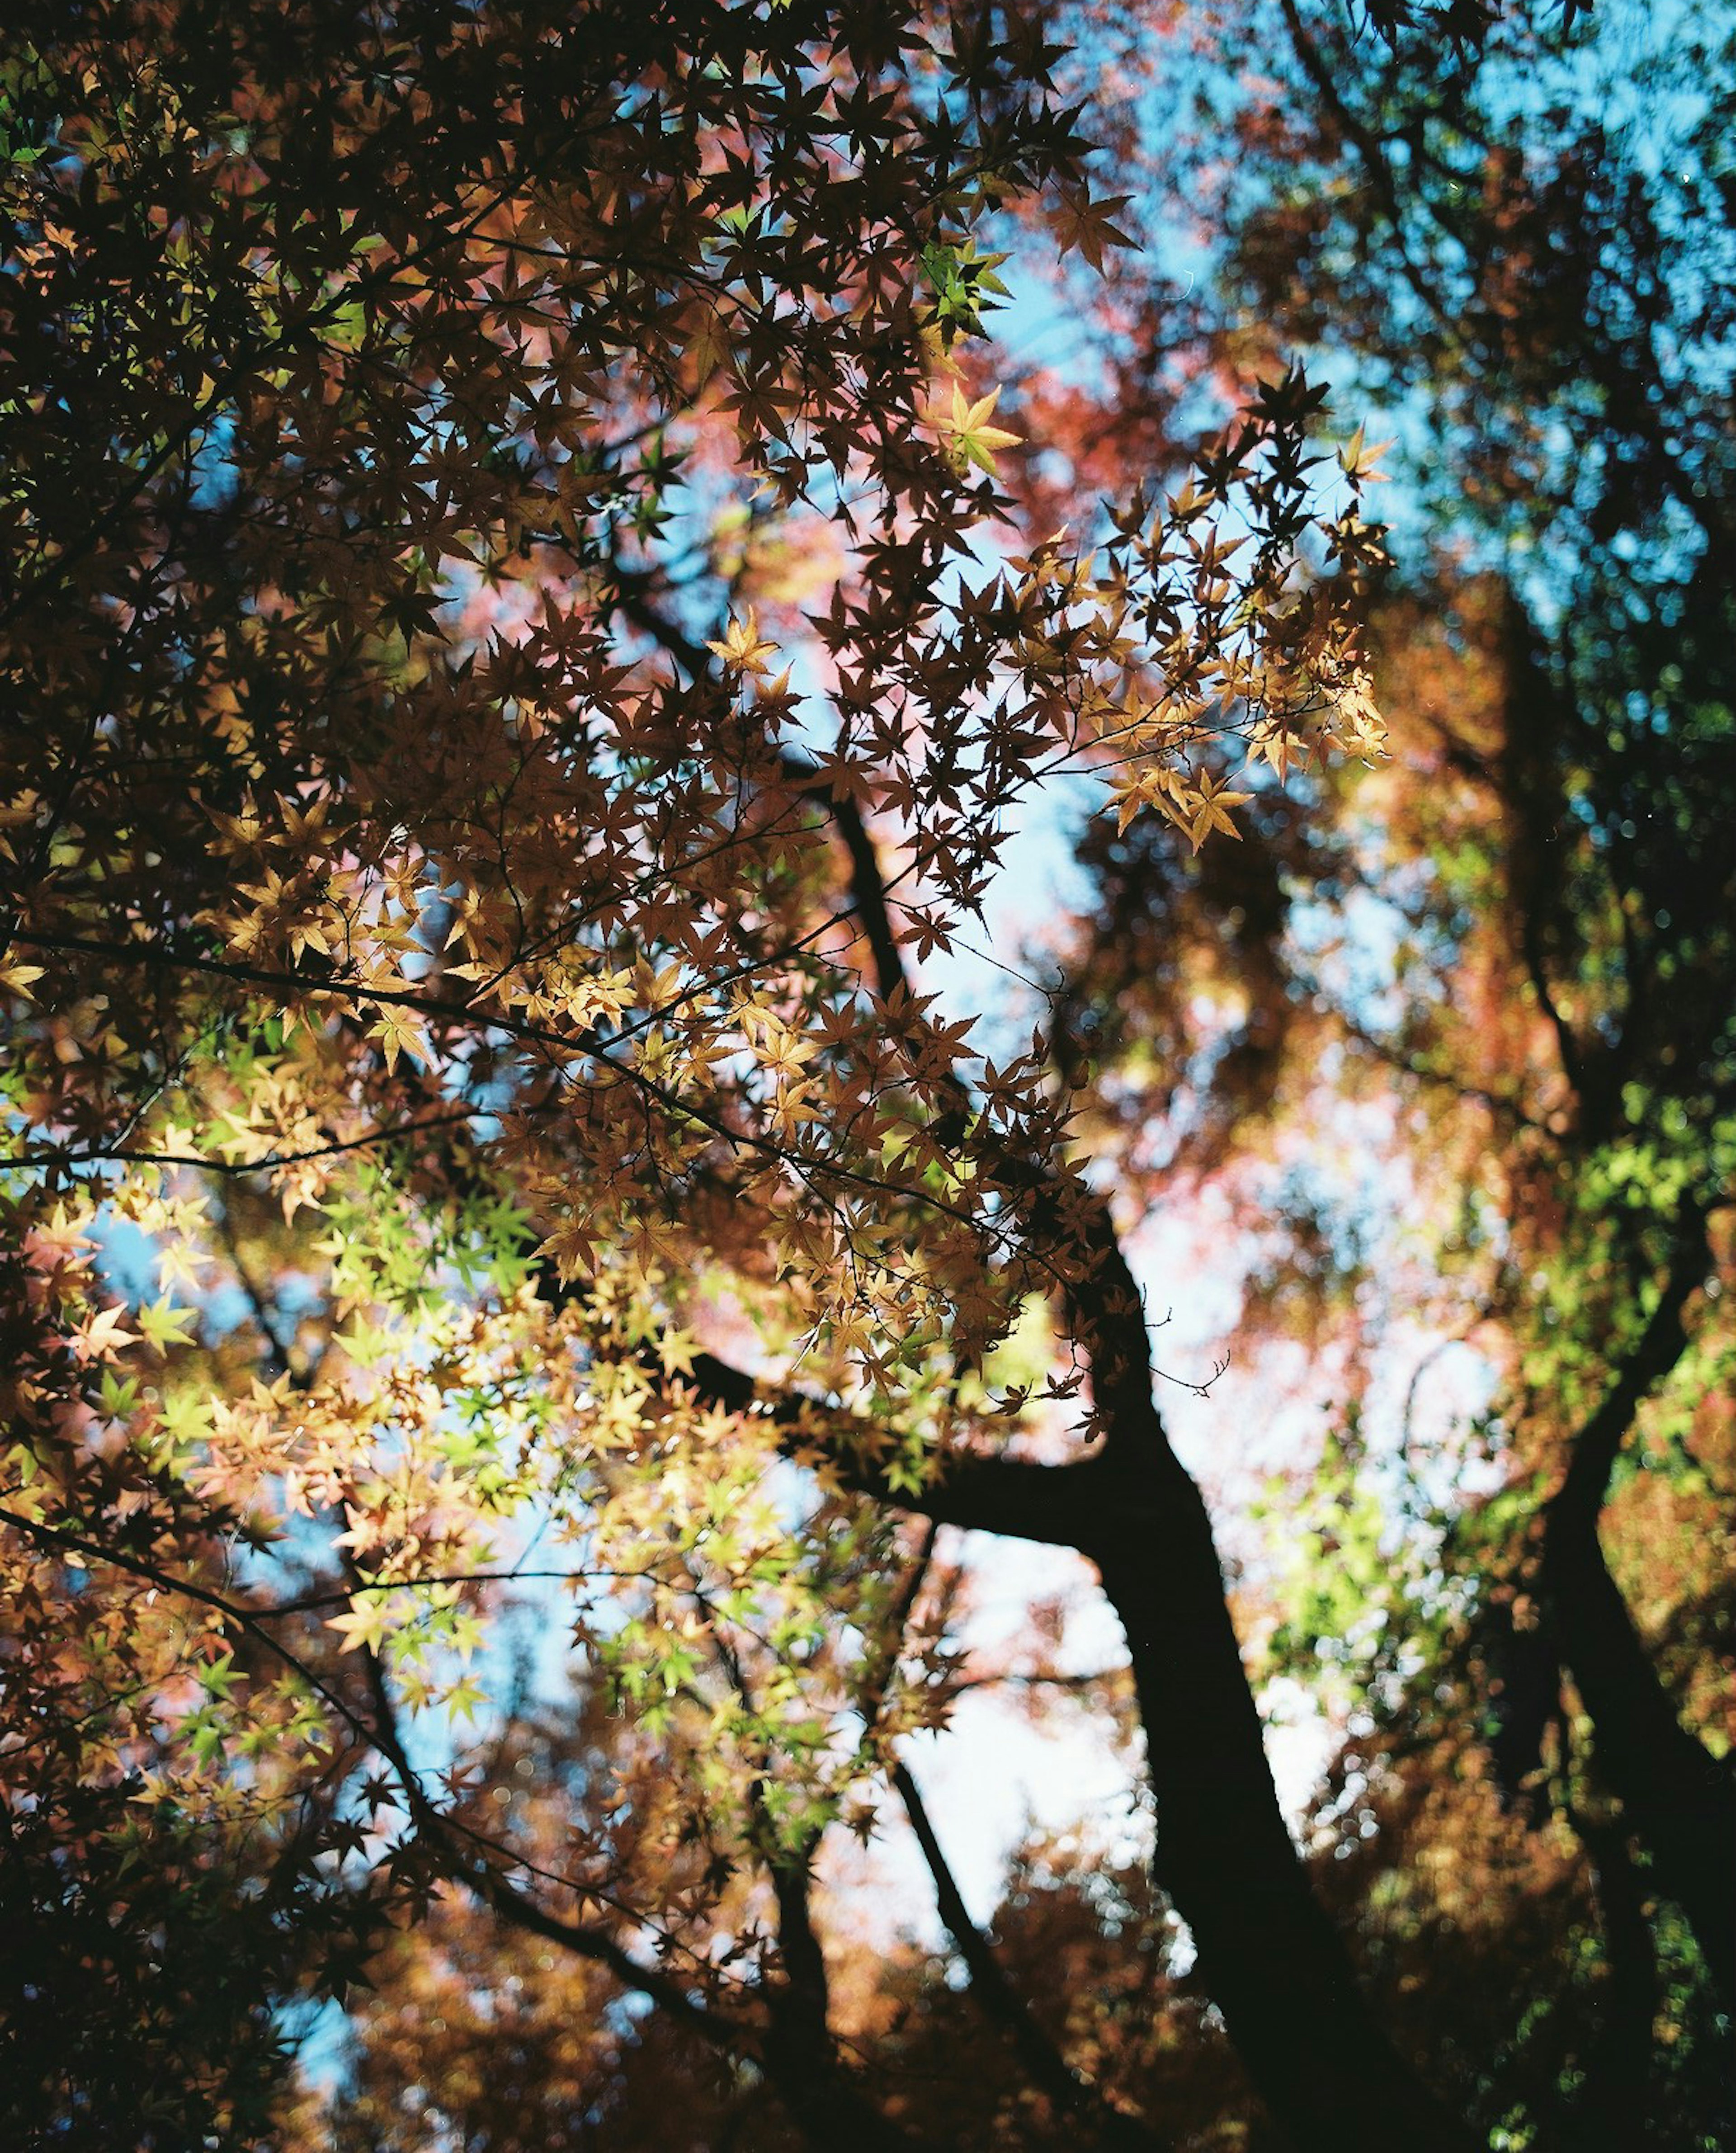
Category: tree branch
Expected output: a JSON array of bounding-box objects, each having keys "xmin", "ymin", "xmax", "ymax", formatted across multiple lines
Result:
[
  {"xmin": 678, "ymin": 1348, "xmax": 1096, "ymax": 1547},
  {"xmin": 893, "ymin": 1758, "xmax": 1170, "ymax": 2151},
  {"xmin": 1540, "ymin": 1220, "xmax": 1735, "ymax": 2003},
  {"xmin": 352, "ymin": 1634, "xmax": 747, "ymax": 2054},
  {"xmin": 0, "ymin": 1499, "xmax": 763, "ymax": 2063}
]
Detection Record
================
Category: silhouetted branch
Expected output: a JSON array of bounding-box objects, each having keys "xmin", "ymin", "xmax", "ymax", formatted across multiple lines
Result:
[
  {"xmin": 1540, "ymin": 1220, "xmax": 1735, "ymax": 2003},
  {"xmin": 893, "ymin": 1758, "xmax": 1170, "ymax": 2151}
]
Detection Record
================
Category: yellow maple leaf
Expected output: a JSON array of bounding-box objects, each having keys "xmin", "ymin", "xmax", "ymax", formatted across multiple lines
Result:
[
  {"xmin": 706, "ymin": 607, "xmax": 779, "ymax": 677},
  {"xmin": 368, "ymin": 1004, "xmax": 431, "ymax": 1071},
  {"xmin": 1185, "ymin": 769, "xmax": 1252, "ymax": 850},
  {"xmin": 939, "ymin": 382, "xmax": 1022, "ymax": 475}
]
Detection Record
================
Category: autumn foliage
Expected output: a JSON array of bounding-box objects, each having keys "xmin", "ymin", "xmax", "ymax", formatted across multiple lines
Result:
[{"xmin": 1, "ymin": 0, "xmax": 1731, "ymax": 2148}]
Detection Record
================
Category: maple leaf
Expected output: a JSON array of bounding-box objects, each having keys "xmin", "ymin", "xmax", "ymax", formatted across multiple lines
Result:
[
  {"xmin": 74, "ymin": 1304, "xmax": 140, "ymax": 1360},
  {"xmin": 1338, "ymin": 423, "xmax": 1395, "ymax": 483},
  {"xmin": 443, "ymin": 1673, "xmax": 488, "ymax": 1722},
  {"xmin": 137, "ymin": 1295, "xmax": 199, "ymax": 1355},
  {"xmin": 706, "ymin": 607, "xmax": 781, "ymax": 677},
  {"xmin": 1184, "ymin": 768, "xmax": 1252, "ymax": 850},
  {"xmin": 368, "ymin": 1005, "xmax": 432, "ymax": 1072},
  {"xmin": 935, "ymin": 383, "xmax": 1023, "ymax": 475},
  {"xmin": 1047, "ymin": 188, "xmax": 1139, "ymax": 273},
  {"xmin": 327, "ymin": 1599, "xmax": 395, "ymax": 1654}
]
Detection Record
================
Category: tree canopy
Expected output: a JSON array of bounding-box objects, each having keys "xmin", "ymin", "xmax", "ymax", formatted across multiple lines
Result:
[{"xmin": 1, "ymin": 1, "xmax": 1730, "ymax": 2148}]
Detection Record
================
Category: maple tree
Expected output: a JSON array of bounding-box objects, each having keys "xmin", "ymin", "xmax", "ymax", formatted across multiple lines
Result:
[{"xmin": 1, "ymin": 0, "xmax": 1729, "ymax": 2149}]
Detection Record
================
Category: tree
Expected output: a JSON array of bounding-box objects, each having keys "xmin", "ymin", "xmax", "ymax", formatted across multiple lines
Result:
[
  {"xmin": 2, "ymin": 2, "xmax": 1729, "ymax": 2150},
  {"xmin": 1013, "ymin": 0, "xmax": 1734, "ymax": 2139}
]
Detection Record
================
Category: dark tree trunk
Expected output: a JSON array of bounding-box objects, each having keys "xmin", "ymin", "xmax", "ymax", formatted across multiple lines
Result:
[
  {"xmin": 1568, "ymin": 1810, "xmax": 1656, "ymax": 2149},
  {"xmin": 1545, "ymin": 1525, "xmax": 1736, "ymax": 2007},
  {"xmin": 1541, "ymin": 1228, "xmax": 1736, "ymax": 2008},
  {"xmin": 1083, "ymin": 1442, "xmax": 1476, "ymax": 2153}
]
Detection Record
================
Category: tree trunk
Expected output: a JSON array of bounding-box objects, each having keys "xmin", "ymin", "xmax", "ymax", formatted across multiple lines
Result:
[
  {"xmin": 1086, "ymin": 1447, "xmax": 1475, "ymax": 2153},
  {"xmin": 1545, "ymin": 1526, "xmax": 1736, "ymax": 2007},
  {"xmin": 1542, "ymin": 1227, "xmax": 1736, "ymax": 2007}
]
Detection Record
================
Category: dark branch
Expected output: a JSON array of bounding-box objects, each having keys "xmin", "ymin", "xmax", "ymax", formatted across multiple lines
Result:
[
  {"xmin": 679, "ymin": 1349, "xmax": 1095, "ymax": 1547},
  {"xmin": 1539, "ymin": 1217, "xmax": 1735, "ymax": 2003},
  {"xmin": 893, "ymin": 1758, "xmax": 1170, "ymax": 2151}
]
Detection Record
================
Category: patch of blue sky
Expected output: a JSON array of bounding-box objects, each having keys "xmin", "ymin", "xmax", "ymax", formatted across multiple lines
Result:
[
  {"xmin": 81, "ymin": 1205, "xmax": 160, "ymax": 1304},
  {"xmin": 185, "ymin": 409, "xmax": 242, "ymax": 513}
]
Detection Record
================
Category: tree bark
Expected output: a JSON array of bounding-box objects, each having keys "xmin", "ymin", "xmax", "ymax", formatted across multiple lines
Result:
[
  {"xmin": 1082, "ymin": 1443, "xmax": 1475, "ymax": 2153},
  {"xmin": 1544, "ymin": 1526, "xmax": 1736, "ymax": 2006},
  {"xmin": 1567, "ymin": 1808, "xmax": 1656, "ymax": 2149},
  {"xmin": 1541, "ymin": 1229, "xmax": 1736, "ymax": 2007},
  {"xmin": 685, "ymin": 1348, "xmax": 1480, "ymax": 2149}
]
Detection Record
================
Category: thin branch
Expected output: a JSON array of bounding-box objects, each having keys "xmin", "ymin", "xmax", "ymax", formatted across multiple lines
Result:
[
  {"xmin": 8, "ymin": 1110, "xmax": 484, "ymax": 1180},
  {"xmin": 258, "ymin": 1565, "xmax": 669, "ymax": 1617},
  {"xmin": 0, "ymin": 1497, "xmax": 764, "ymax": 2051},
  {"xmin": 892, "ymin": 1758, "xmax": 1168, "ymax": 2151},
  {"xmin": 1275, "ymin": 0, "xmax": 1457, "ymax": 335},
  {"xmin": 1546, "ymin": 1220, "xmax": 1712, "ymax": 1535},
  {"xmin": 9, "ymin": 928, "xmax": 1033, "ymax": 1260},
  {"xmin": 351, "ymin": 1636, "xmax": 745, "ymax": 2054}
]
